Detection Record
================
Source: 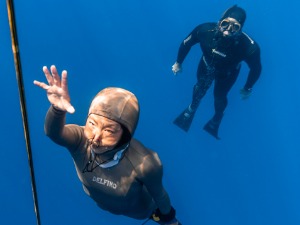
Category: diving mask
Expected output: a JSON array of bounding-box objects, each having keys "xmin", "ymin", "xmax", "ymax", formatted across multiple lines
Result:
[{"xmin": 219, "ymin": 18, "xmax": 241, "ymax": 34}]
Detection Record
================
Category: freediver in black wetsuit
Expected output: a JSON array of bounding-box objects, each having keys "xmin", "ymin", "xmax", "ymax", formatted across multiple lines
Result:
[{"xmin": 172, "ymin": 5, "xmax": 262, "ymax": 139}]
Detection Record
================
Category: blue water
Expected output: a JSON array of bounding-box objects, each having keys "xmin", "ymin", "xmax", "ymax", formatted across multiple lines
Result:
[{"xmin": 1, "ymin": 0, "xmax": 300, "ymax": 224}]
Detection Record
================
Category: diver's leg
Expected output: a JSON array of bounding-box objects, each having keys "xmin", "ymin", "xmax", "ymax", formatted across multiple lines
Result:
[
  {"xmin": 173, "ymin": 83, "xmax": 202, "ymax": 132},
  {"xmin": 186, "ymin": 59, "xmax": 215, "ymax": 114},
  {"xmin": 204, "ymin": 65, "xmax": 240, "ymax": 139},
  {"xmin": 213, "ymin": 65, "xmax": 241, "ymax": 119},
  {"xmin": 174, "ymin": 59, "xmax": 214, "ymax": 132},
  {"xmin": 184, "ymin": 83, "xmax": 203, "ymax": 117}
]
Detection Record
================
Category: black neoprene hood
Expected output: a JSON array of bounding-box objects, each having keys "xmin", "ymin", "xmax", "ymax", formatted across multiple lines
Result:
[{"xmin": 220, "ymin": 5, "xmax": 246, "ymax": 27}]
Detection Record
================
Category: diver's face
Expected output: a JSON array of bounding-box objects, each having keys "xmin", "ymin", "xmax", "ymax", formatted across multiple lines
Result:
[
  {"xmin": 84, "ymin": 114, "xmax": 123, "ymax": 153},
  {"xmin": 219, "ymin": 17, "xmax": 241, "ymax": 37}
]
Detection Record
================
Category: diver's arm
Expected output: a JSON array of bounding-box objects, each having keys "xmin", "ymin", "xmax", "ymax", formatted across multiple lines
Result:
[
  {"xmin": 176, "ymin": 26, "xmax": 201, "ymax": 64},
  {"xmin": 44, "ymin": 106, "xmax": 82, "ymax": 150},
  {"xmin": 141, "ymin": 153, "xmax": 179, "ymax": 223},
  {"xmin": 35, "ymin": 65, "xmax": 81, "ymax": 150},
  {"xmin": 176, "ymin": 41, "xmax": 192, "ymax": 65},
  {"xmin": 243, "ymin": 45, "xmax": 262, "ymax": 89}
]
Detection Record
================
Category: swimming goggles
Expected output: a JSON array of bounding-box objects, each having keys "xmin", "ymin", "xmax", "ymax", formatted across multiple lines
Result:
[{"xmin": 219, "ymin": 18, "xmax": 241, "ymax": 32}]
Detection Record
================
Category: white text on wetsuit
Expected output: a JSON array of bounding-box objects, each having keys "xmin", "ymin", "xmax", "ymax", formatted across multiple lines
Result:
[
  {"xmin": 212, "ymin": 49, "xmax": 226, "ymax": 57},
  {"xmin": 92, "ymin": 176, "xmax": 117, "ymax": 189}
]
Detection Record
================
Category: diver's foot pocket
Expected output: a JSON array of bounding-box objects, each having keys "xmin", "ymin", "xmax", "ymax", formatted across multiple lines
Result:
[{"xmin": 203, "ymin": 119, "xmax": 221, "ymax": 140}]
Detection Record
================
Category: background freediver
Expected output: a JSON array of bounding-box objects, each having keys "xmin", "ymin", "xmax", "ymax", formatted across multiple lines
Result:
[{"xmin": 172, "ymin": 5, "xmax": 262, "ymax": 139}]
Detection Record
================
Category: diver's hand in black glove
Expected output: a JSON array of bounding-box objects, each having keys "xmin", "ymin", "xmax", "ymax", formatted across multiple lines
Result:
[
  {"xmin": 240, "ymin": 87, "xmax": 252, "ymax": 100},
  {"xmin": 150, "ymin": 207, "xmax": 181, "ymax": 225}
]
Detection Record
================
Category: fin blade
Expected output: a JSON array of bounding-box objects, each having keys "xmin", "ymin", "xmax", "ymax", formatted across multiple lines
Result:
[
  {"xmin": 203, "ymin": 120, "xmax": 221, "ymax": 140},
  {"xmin": 173, "ymin": 109, "xmax": 196, "ymax": 132}
]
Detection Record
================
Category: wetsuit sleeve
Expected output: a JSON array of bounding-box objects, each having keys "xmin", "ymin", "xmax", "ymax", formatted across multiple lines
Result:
[
  {"xmin": 176, "ymin": 25, "xmax": 202, "ymax": 64},
  {"xmin": 140, "ymin": 152, "xmax": 172, "ymax": 215},
  {"xmin": 244, "ymin": 45, "xmax": 262, "ymax": 89},
  {"xmin": 44, "ymin": 105, "xmax": 83, "ymax": 152}
]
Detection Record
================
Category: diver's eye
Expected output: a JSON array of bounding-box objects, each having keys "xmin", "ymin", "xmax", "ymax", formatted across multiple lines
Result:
[
  {"xmin": 104, "ymin": 128, "xmax": 120, "ymax": 135},
  {"xmin": 104, "ymin": 129, "xmax": 113, "ymax": 134},
  {"xmin": 220, "ymin": 21, "xmax": 230, "ymax": 29},
  {"xmin": 88, "ymin": 120, "xmax": 95, "ymax": 126},
  {"xmin": 232, "ymin": 23, "xmax": 241, "ymax": 32}
]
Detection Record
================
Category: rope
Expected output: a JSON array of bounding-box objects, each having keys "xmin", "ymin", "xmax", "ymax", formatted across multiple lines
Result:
[{"xmin": 6, "ymin": 0, "xmax": 41, "ymax": 224}]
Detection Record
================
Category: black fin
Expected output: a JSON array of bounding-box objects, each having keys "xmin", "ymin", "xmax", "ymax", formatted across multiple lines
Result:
[
  {"xmin": 173, "ymin": 108, "xmax": 196, "ymax": 132},
  {"xmin": 203, "ymin": 120, "xmax": 221, "ymax": 140}
]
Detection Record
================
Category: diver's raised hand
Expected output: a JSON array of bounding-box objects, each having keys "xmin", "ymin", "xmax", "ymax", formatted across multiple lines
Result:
[
  {"xmin": 33, "ymin": 65, "xmax": 75, "ymax": 113},
  {"xmin": 172, "ymin": 62, "xmax": 182, "ymax": 75}
]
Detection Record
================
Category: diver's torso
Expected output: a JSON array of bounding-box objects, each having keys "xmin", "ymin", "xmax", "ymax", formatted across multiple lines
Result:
[
  {"xmin": 195, "ymin": 23, "xmax": 250, "ymax": 70},
  {"xmin": 71, "ymin": 138, "xmax": 155, "ymax": 219}
]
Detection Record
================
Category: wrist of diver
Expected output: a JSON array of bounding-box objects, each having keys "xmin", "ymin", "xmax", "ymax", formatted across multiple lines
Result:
[
  {"xmin": 51, "ymin": 104, "xmax": 67, "ymax": 114},
  {"xmin": 153, "ymin": 207, "xmax": 176, "ymax": 223}
]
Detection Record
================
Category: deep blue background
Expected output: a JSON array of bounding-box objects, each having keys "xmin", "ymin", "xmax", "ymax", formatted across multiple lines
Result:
[{"xmin": 1, "ymin": 0, "xmax": 299, "ymax": 224}]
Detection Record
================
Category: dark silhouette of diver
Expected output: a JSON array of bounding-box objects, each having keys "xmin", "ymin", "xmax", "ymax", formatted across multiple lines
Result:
[{"xmin": 172, "ymin": 5, "xmax": 262, "ymax": 139}]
